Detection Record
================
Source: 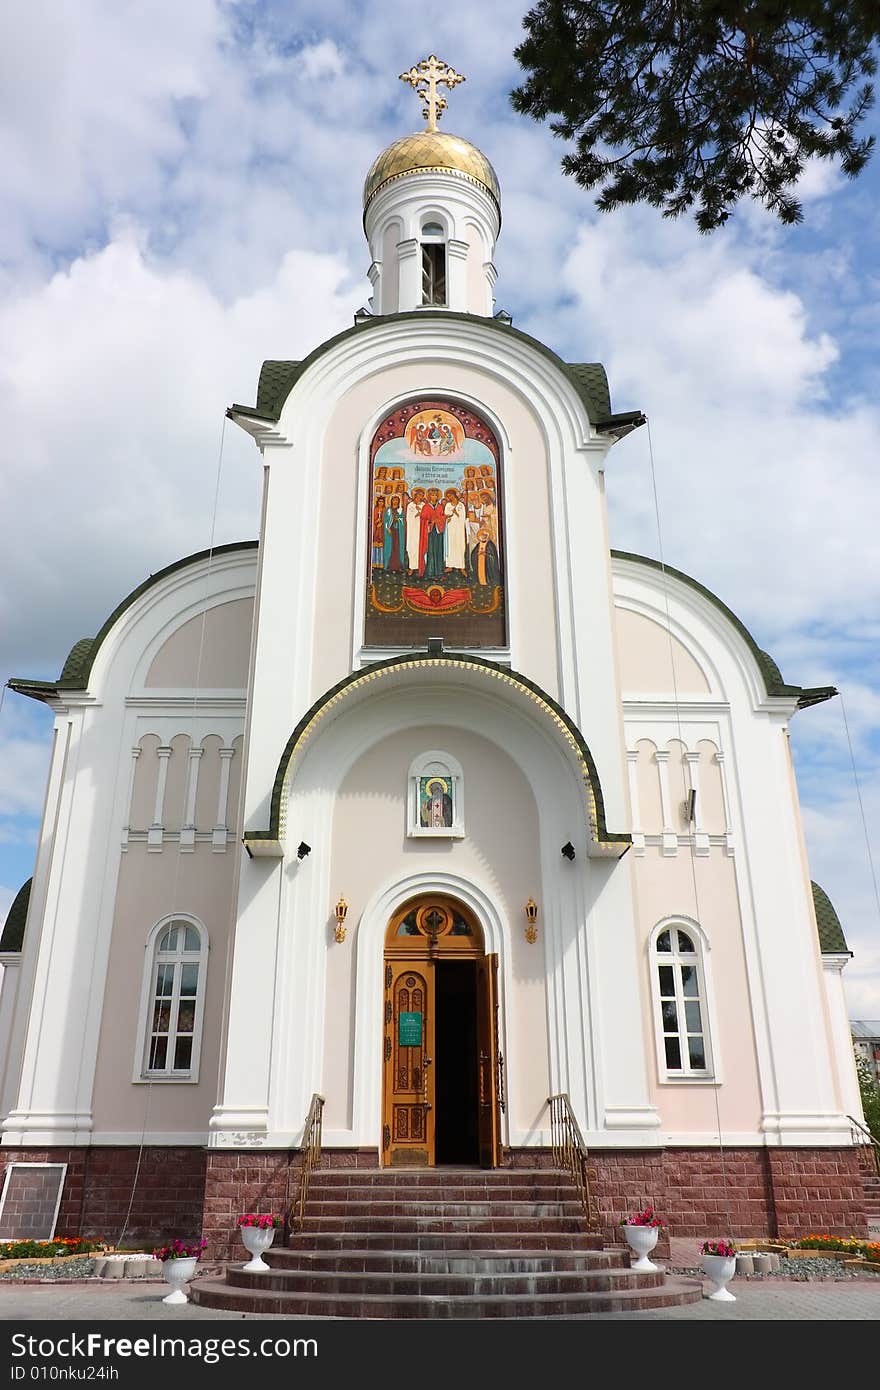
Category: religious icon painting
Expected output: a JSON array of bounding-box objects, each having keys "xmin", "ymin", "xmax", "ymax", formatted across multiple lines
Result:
[
  {"xmin": 407, "ymin": 752, "xmax": 464, "ymax": 838},
  {"xmin": 419, "ymin": 776, "xmax": 454, "ymax": 829},
  {"xmin": 365, "ymin": 398, "xmax": 505, "ymax": 647}
]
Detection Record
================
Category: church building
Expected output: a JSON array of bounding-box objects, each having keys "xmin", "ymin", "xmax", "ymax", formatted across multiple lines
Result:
[{"xmin": 0, "ymin": 57, "xmax": 868, "ymax": 1251}]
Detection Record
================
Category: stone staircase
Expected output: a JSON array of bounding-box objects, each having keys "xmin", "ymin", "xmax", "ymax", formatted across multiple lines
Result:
[
  {"xmin": 192, "ymin": 1168, "xmax": 701, "ymax": 1317},
  {"xmin": 861, "ymin": 1170, "xmax": 880, "ymax": 1238}
]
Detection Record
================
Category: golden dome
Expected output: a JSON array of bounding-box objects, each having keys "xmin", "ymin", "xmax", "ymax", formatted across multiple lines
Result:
[{"xmin": 363, "ymin": 131, "xmax": 501, "ymax": 217}]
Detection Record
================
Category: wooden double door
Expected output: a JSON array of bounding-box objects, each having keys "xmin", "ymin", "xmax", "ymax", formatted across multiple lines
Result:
[{"xmin": 382, "ymin": 896, "xmax": 502, "ymax": 1168}]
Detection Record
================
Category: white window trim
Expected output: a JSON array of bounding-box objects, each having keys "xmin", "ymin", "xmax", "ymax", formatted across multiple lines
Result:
[
  {"xmin": 407, "ymin": 750, "xmax": 465, "ymax": 839},
  {"xmin": 648, "ymin": 916, "xmax": 722, "ymax": 1085},
  {"xmin": 132, "ymin": 913, "xmax": 208, "ymax": 1084}
]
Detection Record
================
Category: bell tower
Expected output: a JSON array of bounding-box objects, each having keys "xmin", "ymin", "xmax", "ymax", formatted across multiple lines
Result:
[{"xmin": 363, "ymin": 55, "xmax": 501, "ymax": 318}]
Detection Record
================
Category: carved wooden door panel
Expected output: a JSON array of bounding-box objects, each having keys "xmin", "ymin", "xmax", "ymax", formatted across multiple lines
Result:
[
  {"xmin": 476, "ymin": 953, "xmax": 501, "ymax": 1168},
  {"xmin": 382, "ymin": 961, "xmax": 435, "ymax": 1167}
]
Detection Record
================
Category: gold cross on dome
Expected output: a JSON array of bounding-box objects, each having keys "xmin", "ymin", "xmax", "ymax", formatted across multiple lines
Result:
[{"xmin": 399, "ymin": 54, "xmax": 466, "ymax": 132}]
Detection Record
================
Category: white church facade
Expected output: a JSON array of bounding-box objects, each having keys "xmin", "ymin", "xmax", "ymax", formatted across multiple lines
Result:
[{"xmin": 0, "ymin": 60, "xmax": 868, "ymax": 1253}]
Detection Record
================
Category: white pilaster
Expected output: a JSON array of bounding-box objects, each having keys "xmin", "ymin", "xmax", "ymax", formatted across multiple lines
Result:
[
  {"xmin": 148, "ymin": 746, "xmax": 172, "ymax": 851},
  {"xmin": 445, "ymin": 237, "xmax": 469, "ymax": 312},
  {"xmin": 396, "ymin": 238, "xmax": 421, "ymax": 312},
  {"xmin": 715, "ymin": 749, "xmax": 736, "ymax": 855},
  {"xmin": 654, "ymin": 749, "xmax": 678, "ymax": 856},
  {"xmin": 121, "ymin": 745, "xmax": 140, "ymax": 850},
  {"xmin": 626, "ymin": 749, "xmax": 645, "ymax": 856},
  {"xmin": 684, "ymin": 750, "xmax": 710, "ymax": 856},
  {"xmin": 213, "ymin": 747, "xmax": 235, "ymax": 852},
  {"xmin": 180, "ymin": 746, "xmax": 203, "ymax": 852}
]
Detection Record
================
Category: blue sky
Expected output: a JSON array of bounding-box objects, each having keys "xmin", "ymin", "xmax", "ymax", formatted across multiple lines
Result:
[{"xmin": 1, "ymin": 0, "xmax": 878, "ymax": 1016}]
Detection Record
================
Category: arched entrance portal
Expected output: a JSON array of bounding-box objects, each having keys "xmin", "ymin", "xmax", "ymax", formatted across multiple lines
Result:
[{"xmin": 382, "ymin": 895, "xmax": 502, "ymax": 1168}]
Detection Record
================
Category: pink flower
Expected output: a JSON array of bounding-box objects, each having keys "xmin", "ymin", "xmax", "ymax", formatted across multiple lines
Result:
[
  {"xmin": 236, "ymin": 1213, "xmax": 283, "ymax": 1229},
  {"xmin": 620, "ymin": 1206, "xmax": 666, "ymax": 1228},
  {"xmin": 700, "ymin": 1239, "xmax": 736, "ymax": 1258}
]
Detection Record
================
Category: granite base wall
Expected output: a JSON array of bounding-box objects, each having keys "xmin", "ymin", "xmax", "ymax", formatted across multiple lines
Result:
[
  {"xmin": 0, "ymin": 1147, "xmax": 206, "ymax": 1247},
  {"xmin": 0, "ymin": 1144, "xmax": 867, "ymax": 1253}
]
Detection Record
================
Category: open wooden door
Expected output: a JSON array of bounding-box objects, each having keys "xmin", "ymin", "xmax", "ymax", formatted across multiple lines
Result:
[
  {"xmin": 476, "ymin": 953, "xmax": 502, "ymax": 1167},
  {"xmin": 382, "ymin": 961, "xmax": 435, "ymax": 1167}
]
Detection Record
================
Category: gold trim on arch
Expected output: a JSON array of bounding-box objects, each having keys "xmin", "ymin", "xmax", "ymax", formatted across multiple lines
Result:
[{"xmin": 242, "ymin": 655, "xmax": 630, "ymax": 860}]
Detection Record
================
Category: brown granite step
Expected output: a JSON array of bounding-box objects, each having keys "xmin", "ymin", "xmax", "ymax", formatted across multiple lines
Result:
[{"xmin": 191, "ymin": 1278, "xmax": 703, "ymax": 1318}]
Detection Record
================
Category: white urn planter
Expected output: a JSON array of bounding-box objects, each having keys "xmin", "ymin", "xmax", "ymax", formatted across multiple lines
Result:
[
  {"xmin": 700, "ymin": 1252, "xmax": 737, "ymax": 1301},
  {"xmin": 623, "ymin": 1224, "xmax": 659, "ymax": 1272},
  {"xmin": 161, "ymin": 1256, "xmax": 197, "ymax": 1304},
  {"xmin": 240, "ymin": 1225, "xmax": 276, "ymax": 1273}
]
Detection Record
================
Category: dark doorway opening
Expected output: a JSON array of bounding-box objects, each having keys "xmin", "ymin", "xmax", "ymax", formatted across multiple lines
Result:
[{"xmin": 434, "ymin": 960, "xmax": 479, "ymax": 1164}]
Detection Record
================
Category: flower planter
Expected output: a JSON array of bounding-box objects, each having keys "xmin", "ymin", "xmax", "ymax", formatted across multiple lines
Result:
[
  {"xmin": 240, "ymin": 1225, "xmax": 276, "ymax": 1273},
  {"xmin": 161, "ymin": 1256, "xmax": 198, "ymax": 1304},
  {"xmin": 622, "ymin": 1224, "xmax": 659, "ymax": 1272},
  {"xmin": 700, "ymin": 1252, "xmax": 736, "ymax": 1301}
]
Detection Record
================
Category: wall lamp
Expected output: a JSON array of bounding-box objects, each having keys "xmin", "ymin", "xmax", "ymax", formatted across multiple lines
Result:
[
  {"xmin": 561, "ymin": 841, "xmax": 576, "ymax": 861},
  {"xmin": 524, "ymin": 897, "xmax": 539, "ymax": 944},
  {"xmin": 334, "ymin": 895, "xmax": 349, "ymax": 943}
]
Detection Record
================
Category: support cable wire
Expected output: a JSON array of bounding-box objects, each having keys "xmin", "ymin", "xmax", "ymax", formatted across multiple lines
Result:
[
  {"xmin": 117, "ymin": 414, "xmax": 229, "ymax": 1250},
  {"xmin": 644, "ymin": 417, "xmax": 735, "ymax": 1242},
  {"xmin": 839, "ymin": 691, "xmax": 880, "ymax": 922}
]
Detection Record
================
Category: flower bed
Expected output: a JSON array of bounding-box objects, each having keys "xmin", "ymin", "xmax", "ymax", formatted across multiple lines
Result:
[
  {"xmin": 0, "ymin": 1237, "xmax": 106, "ymax": 1267},
  {"xmin": 793, "ymin": 1234, "xmax": 880, "ymax": 1263}
]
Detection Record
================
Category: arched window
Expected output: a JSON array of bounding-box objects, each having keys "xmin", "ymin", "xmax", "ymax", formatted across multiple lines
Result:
[
  {"xmin": 421, "ymin": 221, "xmax": 447, "ymax": 305},
  {"xmin": 136, "ymin": 917, "xmax": 208, "ymax": 1081},
  {"xmin": 650, "ymin": 923, "xmax": 713, "ymax": 1079}
]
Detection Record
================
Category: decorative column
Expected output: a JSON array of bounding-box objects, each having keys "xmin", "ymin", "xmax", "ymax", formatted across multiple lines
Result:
[
  {"xmin": 684, "ymin": 750, "xmax": 710, "ymax": 856},
  {"xmin": 367, "ymin": 259, "xmax": 381, "ymax": 313},
  {"xmin": 213, "ymin": 747, "xmax": 235, "ymax": 852},
  {"xmin": 445, "ymin": 238, "xmax": 469, "ymax": 311},
  {"xmin": 626, "ymin": 749, "xmax": 645, "ymax": 856},
  {"xmin": 653, "ymin": 749, "xmax": 678, "ymax": 856},
  {"xmin": 148, "ymin": 746, "xmax": 172, "ymax": 851},
  {"xmin": 180, "ymin": 745, "xmax": 203, "ymax": 852},
  {"xmin": 121, "ymin": 746, "xmax": 140, "ymax": 850},
  {"xmin": 396, "ymin": 238, "xmax": 421, "ymax": 311},
  {"xmin": 715, "ymin": 750, "xmax": 735, "ymax": 856}
]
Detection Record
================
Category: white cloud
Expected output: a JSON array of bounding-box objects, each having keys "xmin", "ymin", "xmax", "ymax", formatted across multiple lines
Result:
[{"xmin": 0, "ymin": 231, "xmax": 361, "ymax": 676}]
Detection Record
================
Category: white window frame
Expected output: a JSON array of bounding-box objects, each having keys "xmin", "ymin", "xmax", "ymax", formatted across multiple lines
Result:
[
  {"xmin": 133, "ymin": 914, "xmax": 208, "ymax": 1084},
  {"xmin": 407, "ymin": 750, "xmax": 465, "ymax": 839},
  {"xmin": 648, "ymin": 917, "xmax": 720, "ymax": 1084}
]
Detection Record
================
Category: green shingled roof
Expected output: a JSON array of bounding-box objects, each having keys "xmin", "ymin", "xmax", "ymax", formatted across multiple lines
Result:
[
  {"xmin": 240, "ymin": 312, "xmax": 630, "ymax": 433},
  {"xmin": 0, "ymin": 878, "xmax": 31, "ymax": 953},
  {"xmin": 59, "ymin": 637, "xmax": 98, "ymax": 686},
  {"xmin": 811, "ymin": 881, "xmax": 850, "ymax": 954}
]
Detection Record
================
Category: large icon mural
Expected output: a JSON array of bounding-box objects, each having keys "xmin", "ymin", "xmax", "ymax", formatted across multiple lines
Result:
[{"xmin": 366, "ymin": 399, "xmax": 506, "ymax": 647}]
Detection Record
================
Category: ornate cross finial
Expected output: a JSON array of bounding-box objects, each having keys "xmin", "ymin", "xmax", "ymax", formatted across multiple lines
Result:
[{"xmin": 399, "ymin": 54, "xmax": 466, "ymax": 132}]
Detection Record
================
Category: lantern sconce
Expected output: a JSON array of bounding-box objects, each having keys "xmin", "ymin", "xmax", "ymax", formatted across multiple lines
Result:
[
  {"xmin": 524, "ymin": 897, "xmax": 539, "ymax": 944},
  {"xmin": 334, "ymin": 895, "xmax": 349, "ymax": 943}
]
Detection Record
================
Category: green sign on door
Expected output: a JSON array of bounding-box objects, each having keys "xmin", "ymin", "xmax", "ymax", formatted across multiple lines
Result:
[{"xmin": 398, "ymin": 1011, "xmax": 423, "ymax": 1047}]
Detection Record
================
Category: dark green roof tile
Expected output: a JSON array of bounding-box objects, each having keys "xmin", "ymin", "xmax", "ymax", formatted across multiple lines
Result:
[
  {"xmin": 59, "ymin": 638, "xmax": 98, "ymax": 685},
  {"xmin": 256, "ymin": 361, "xmax": 304, "ymax": 418},
  {"xmin": 0, "ymin": 878, "xmax": 31, "ymax": 953},
  {"xmin": 232, "ymin": 313, "xmax": 631, "ymax": 433},
  {"xmin": 812, "ymin": 881, "xmax": 850, "ymax": 954}
]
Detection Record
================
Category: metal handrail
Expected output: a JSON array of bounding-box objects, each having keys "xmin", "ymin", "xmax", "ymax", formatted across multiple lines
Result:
[
  {"xmin": 548, "ymin": 1093, "xmax": 596, "ymax": 1226},
  {"xmin": 847, "ymin": 1113, "xmax": 880, "ymax": 1176},
  {"xmin": 289, "ymin": 1093, "xmax": 325, "ymax": 1233}
]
